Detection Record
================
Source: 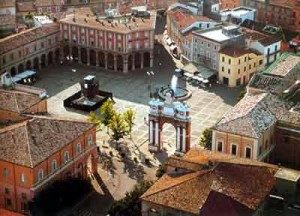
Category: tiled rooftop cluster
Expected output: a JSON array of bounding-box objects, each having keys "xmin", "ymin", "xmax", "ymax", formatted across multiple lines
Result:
[
  {"xmin": 60, "ymin": 7, "xmax": 156, "ymax": 34},
  {"xmin": 141, "ymin": 149, "xmax": 277, "ymax": 215}
]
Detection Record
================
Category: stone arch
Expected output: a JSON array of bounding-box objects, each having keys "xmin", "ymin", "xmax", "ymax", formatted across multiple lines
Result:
[
  {"xmin": 80, "ymin": 48, "xmax": 87, "ymax": 64},
  {"xmin": 10, "ymin": 67, "xmax": 17, "ymax": 76},
  {"xmin": 107, "ymin": 53, "xmax": 114, "ymax": 70},
  {"xmin": 18, "ymin": 64, "xmax": 24, "ymax": 73},
  {"xmin": 48, "ymin": 51, "xmax": 53, "ymax": 65},
  {"xmin": 33, "ymin": 57, "xmax": 39, "ymax": 70},
  {"xmin": 98, "ymin": 51, "xmax": 105, "ymax": 68},
  {"xmin": 134, "ymin": 52, "xmax": 141, "ymax": 69},
  {"xmin": 143, "ymin": 52, "xmax": 150, "ymax": 68},
  {"xmin": 55, "ymin": 48, "xmax": 60, "ymax": 62},
  {"xmin": 90, "ymin": 49, "xmax": 96, "ymax": 66},
  {"xmin": 72, "ymin": 46, "xmax": 79, "ymax": 62},
  {"xmin": 63, "ymin": 45, "xmax": 69, "ymax": 58},
  {"xmin": 128, "ymin": 54, "xmax": 133, "ymax": 71},
  {"xmin": 117, "ymin": 55, "xmax": 123, "ymax": 71},
  {"xmin": 26, "ymin": 60, "xmax": 32, "ymax": 69},
  {"xmin": 41, "ymin": 54, "xmax": 46, "ymax": 67}
]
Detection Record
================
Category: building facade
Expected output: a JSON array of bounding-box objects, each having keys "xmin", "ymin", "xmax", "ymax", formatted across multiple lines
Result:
[
  {"xmin": 59, "ymin": 8, "xmax": 156, "ymax": 73},
  {"xmin": 0, "ymin": 23, "xmax": 61, "ymax": 76},
  {"xmin": 220, "ymin": 0, "xmax": 241, "ymax": 9},
  {"xmin": 192, "ymin": 25, "xmax": 244, "ymax": 71},
  {"xmin": 0, "ymin": 116, "xmax": 98, "ymax": 214},
  {"xmin": 219, "ymin": 47, "xmax": 263, "ymax": 87},
  {"xmin": 243, "ymin": 0, "xmax": 300, "ymax": 32},
  {"xmin": 0, "ymin": 0, "xmax": 16, "ymax": 38}
]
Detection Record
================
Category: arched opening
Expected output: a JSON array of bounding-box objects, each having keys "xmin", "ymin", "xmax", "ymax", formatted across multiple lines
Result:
[
  {"xmin": 72, "ymin": 46, "xmax": 79, "ymax": 62},
  {"xmin": 26, "ymin": 60, "xmax": 32, "ymax": 70},
  {"xmin": 107, "ymin": 53, "xmax": 114, "ymax": 70},
  {"xmin": 98, "ymin": 52, "xmax": 105, "ymax": 68},
  {"xmin": 41, "ymin": 54, "xmax": 46, "ymax": 67},
  {"xmin": 90, "ymin": 49, "xmax": 96, "ymax": 66},
  {"xmin": 143, "ymin": 52, "xmax": 150, "ymax": 68},
  {"xmin": 55, "ymin": 49, "xmax": 60, "ymax": 62},
  {"xmin": 48, "ymin": 51, "xmax": 53, "ymax": 65},
  {"xmin": 80, "ymin": 48, "xmax": 87, "ymax": 64},
  {"xmin": 128, "ymin": 55, "xmax": 133, "ymax": 71},
  {"xmin": 161, "ymin": 123, "xmax": 177, "ymax": 154},
  {"xmin": 135, "ymin": 52, "xmax": 141, "ymax": 69},
  {"xmin": 33, "ymin": 57, "xmax": 39, "ymax": 70},
  {"xmin": 10, "ymin": 67, "xmax": 17, "ymax": 76},
  {"xmin": 117, "ymin": 55, "xmax": 123, "ymax": 71},
  {"xmin": 18, "ymin": 64, "xmax": 24, "ymax": 73},
  {"xmin": 63, "ymin": 45, "xmax": 69, "ymax": 58}
]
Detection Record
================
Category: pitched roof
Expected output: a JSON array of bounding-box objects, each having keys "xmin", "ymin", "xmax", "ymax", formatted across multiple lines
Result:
[
  {"xmin": 142, "ymin": 150, "xmax": 276, "ymax": 215},
  {"xmin": 0, "ymin": 116, "xmax": 94, "ymax": 168},
  {"xmin": 0, "ymin": 88, "xmax": 43, "ymax": 113},
  {"xmin": 214, "ymin": 93, "xmax": 277, "ymax": 138},
  {"xmin": 219, "ymin": 46, "xmax": 261, "ymax": 57},
  {"xmin": 0, "ymin": 23, "xmax": 59, "ymax": 55}
]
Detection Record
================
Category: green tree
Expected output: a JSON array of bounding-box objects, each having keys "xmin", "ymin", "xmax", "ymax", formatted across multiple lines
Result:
[
  {"xmin": 108, "ymin": 180, "xmax": 153, "ymax": 216},
  {"xmin": 109, "ymin": 113, "xmax": 128, "ymax": 142},
  {"xmin": 87, "ymin": 111, "xmax": 102, "ymax": 131},
  {"xmin": 123, "ymin": 108, "xmax": 135, "ymax": 137},
  {"xmin": 155, "ymin": 164, "xmax": 166, "ymax": 178},
  {"xmin": 199, "ymin": 128, "xmax": 213, "ymax": 150}
]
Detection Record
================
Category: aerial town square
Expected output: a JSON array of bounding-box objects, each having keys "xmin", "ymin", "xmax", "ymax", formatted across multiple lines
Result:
[{"xmin": 0, "ymin": 0, "xmax": 299, "ymax": 216}]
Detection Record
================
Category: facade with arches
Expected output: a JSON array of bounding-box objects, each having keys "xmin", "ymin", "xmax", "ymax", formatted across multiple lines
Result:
[
  {"xmin": 0, "ymin": 23, "xmax": 61, "ymax": 76},
  {"xmin": 59, "ymin": 8, "xmax": 156, "ymax": 73},
  {"xmin": 148, "ymin": 95, "xmax": 191, "ymax": 154}
]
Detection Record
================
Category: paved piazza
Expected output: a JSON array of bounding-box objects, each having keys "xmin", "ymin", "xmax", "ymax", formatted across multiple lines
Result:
[{"xmin": 34, "ymin": 45, "xmax": 240, "ymax": 158}]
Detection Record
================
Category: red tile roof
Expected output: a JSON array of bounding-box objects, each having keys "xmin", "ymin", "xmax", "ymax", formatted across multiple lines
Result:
[
  {"xmin": 0, "ymin": 116, "xmax": 94, "ymax": 168},
  {"xmin": 142, "ymin": 150, "xmax": 276, "ymax": 214}
]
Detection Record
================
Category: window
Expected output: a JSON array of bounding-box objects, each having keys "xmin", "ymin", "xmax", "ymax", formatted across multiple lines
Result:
[
  {"xmin": 228, "ymin": 69, "xmax": 231, "ymax": 74},
  {"xmin": 231, "ymin": 144, "xmax": 237, "ymax": 155},
  {"xmin": 5, "ymin": 187, "xmax": 9, "ymax": 195},
  {"xmin": 48, "ymin": 39, "xmax": 51, "ymax": 45},
  {"xmin": 10, "ymin": 53, "xmax": 14, "ymax": 61},
  {"xmin": 245, "ymin": 147, "xmax": 251, "ymax": 158},
  {"xmin": 38, "ymin": 169, "xmax": 44, "ymax": 181},
  {"xmin": 267, "ymin": 48, "xmax": 270, "ymax": 54},
  {"xmin": 5, "ymin": 198, "xmax": 12, "ymax": 207},
  {"xmin": 244, "ymin": 66, "xmax": 246, "ymax": 72},
  {"xmin": 19, "ymin": 51, "xmax": 22, "ymax": 58},
  {"xmin": 217, "ymin": 141, "xmax": 223, "ymax": 152},
  {"xmin": 259, "ymin": 60, "xmax": 263, "ymax": 65},
  {"xmin": 236, "ymin": 78, "xmax": 241, "ymax": 86},
  {"xmin": 207, "ymin": 23, "xmax": 210, "ymax": 28},
  {"xmin": 87, "ymin": 135, "xmax": 93, "ymax": 146},
  {"xmin": 249, "ymin": 64, "xmax": 251, "ymax": 69},
  {"xmin": 2, "ymin": 56, "xmax": 6, "ymax": 64},
  {"xmin": 64, "ymin": 151, "xmax": 70, "ymax": 163},
  {"xmin": 244, "ymin": 57, "xmax": 247, "ymax": 62},
  {"xmin": 238, "ymin": 59, "xmax": 241, "ymax": 64},
  {"xmin": 76, "ymin": 143, "xmax": 81, "ymax": 154},
  {"xmin": 51, "ymin": 160, "xmax": 57, "ymax": 172},
  {"xmin": 21, "ymin": 173, "xmax": 25, "ymax": 183},
  {"xmin": 222, "ymin": 56, "xmax": 225, "ymax": 62},
  {"xmin": 238, "ymin": 69, "xmax": 240, "ymax": 74},
  {"xmin": 275, "ymin": 45, "xmax": 278, "ymax": 51},
  {"xmin": 41, "ymin": 42, "xmax": 44, "ymax": 48},
  {"xmin": 228, "ymin": 59, "xmax": 231, "ymax": 64},
  {"xmin": 221, "ymin": 66, "xmax": 224, "ymax": 72},
  {"xmin": 3, "ymin": 168, "xmax": 8, "ymax": 177}
]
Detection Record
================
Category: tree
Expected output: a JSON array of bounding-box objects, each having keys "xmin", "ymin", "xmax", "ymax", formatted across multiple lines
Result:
[
  {"xmin": 123, "ymin": 108, "xmax": 136, "ymax": 137},
  {"xmin": 87, "ymin": 111, "xmax": 102, "ymax": 131},
  {"xmin": 156, "ymin": 164, "xmax": 166, "ymax": 178},
  {"xmin": 199, "ymin": 128, "xmax": 213, "ymax": 150},
  {"xmin": 108, "ymin": 180, "xmax": 153, "ymax": 216},
  {"xmin": 109, "ymin": 113, "xmax": 128, "ymax": 142}
]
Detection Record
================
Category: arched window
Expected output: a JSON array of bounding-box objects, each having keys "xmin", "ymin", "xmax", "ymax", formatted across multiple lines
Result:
[
  {"xmin": 38, "ymin": 169, "xmax": 44, "ymax": 181},
  {"xmin": 87, "ymin": 135, "xmax": 93, "ymax": 146},
  {"xmin": 51, "ymin": 160, "xmax": 57, "ymax": 172},
  {"xmin": 64, "ymin": 151, "xmax": 70, "ymax": 163},
  {"xmin": 76, "ymin": 143, "xmax": 81, "ymax": 154}
]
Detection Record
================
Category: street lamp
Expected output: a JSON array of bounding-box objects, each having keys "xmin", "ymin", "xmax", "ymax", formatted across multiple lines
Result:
[{"xmin": 146, "ymin": 70, "xmax": 155, "ymax": 98}]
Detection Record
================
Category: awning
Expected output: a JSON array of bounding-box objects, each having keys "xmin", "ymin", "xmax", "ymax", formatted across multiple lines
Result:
[
  {"xmin": 12, "ymin": 70, "xmax": 36, "ymax": 83},
  {"xmin": 182, "ymin": 62, "xmax": 217, "ymax": 80}
]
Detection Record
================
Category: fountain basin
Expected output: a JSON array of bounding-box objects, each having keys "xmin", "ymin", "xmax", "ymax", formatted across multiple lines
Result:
[{"xmin": 158, "ymin": 86, "xmax": 192, "ymax": 101}]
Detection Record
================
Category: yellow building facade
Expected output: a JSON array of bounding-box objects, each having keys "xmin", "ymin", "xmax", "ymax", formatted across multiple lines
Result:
[{"xmin": 219, "ymin": 47, "xmax": 264, "ymax": 87}]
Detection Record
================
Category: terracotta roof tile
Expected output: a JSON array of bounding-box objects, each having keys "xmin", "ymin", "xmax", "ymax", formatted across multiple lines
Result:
[
  {"xmin": 0, "ymin": 88, "xmax": 43, "ymax": 113},
  {"xmin": 142, "ymin": 149, "xmax": 277, "ymax": 214},
  {"xmin": 0, "ymin": 116, "xmax": 94, "ymax": 167}
]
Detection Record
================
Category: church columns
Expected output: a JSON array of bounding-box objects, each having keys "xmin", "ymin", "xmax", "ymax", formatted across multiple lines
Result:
[
  {"xmin": 124, "ymin": 55, "xmax": 128, "ymax": 73},
  {"xmin": 105, "ymin": 53, "xmax": 108, "ymax": 70}
]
